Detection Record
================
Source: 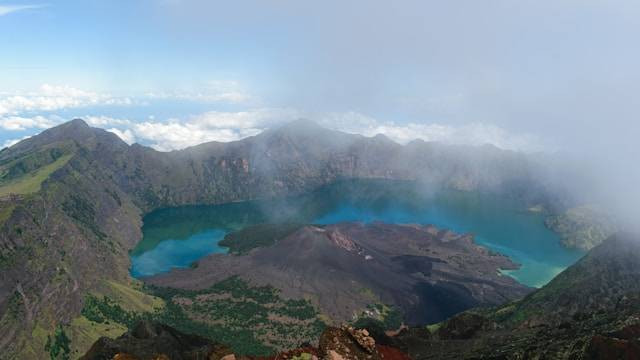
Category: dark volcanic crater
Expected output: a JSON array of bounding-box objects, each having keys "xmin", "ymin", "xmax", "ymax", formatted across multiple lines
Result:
[{"xmin": 147, "ymin": 222, "xmax": 531, "ymax": 325}]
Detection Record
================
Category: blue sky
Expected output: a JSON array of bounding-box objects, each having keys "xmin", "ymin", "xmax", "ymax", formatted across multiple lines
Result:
[{"xmin": 1, "ymin": 0, "xmax": 639, "ymax": 155}]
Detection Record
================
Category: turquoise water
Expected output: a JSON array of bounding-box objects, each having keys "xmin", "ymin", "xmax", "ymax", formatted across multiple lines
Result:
[
  {"xmin": 130, "ymin": 229, "xmax": 227, "ymax": 278},
  {"xmin": 130, "ymin": 179, "xmax": 584, "ymax": 287}
]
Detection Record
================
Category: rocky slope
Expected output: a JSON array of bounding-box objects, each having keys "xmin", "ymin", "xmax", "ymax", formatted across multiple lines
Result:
[
  {"xmin": 81, "ymin": 233, "xmax": 640, "ymax": 359},
  {"xmin": 148, "ymin": 222, "xmax": 530, "ymax": 325},
  {"xmin": 0, "ymin": 119, "xmax": 576, "ymax": 359},
  {"xmin": 80, "ymin": 321, "xmax": 232, "ymax": 360},
  {"xmin": 389, "ymin": 232, "xmax": 640, "ymax": 359},
  {"xmin": 82, "ymin": 321, "xmax": 412, "ymax": 360}
]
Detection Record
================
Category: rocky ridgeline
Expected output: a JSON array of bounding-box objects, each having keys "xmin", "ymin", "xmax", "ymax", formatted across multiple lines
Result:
[
  {"xmin": 0, "ymin": 119, "xmax": 628, "ymax": 359},
  {"xmin": 81, "ymin": 321, "xmax": 410, "ymax": 360}
]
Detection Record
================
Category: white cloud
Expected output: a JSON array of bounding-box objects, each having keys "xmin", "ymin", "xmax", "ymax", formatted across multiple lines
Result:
[
  {"xmin": 106, "ymin": 128, "xmax": 136, "ymax": 144},
  {"xmin": 130, "ymin": 108, "xmax": 299, "ymax": 151},
  {"xmin": 2, "ymin": 135, "xmax": 31, "ymax": 148},
  {"xmin": 0, "ymin": 115, "xmax": 60, "ymax": 131},
  {"xmin": 85, "ymin": 115, "xmax": 133, "ymax": 127},
  {"xmin": 89, "ymin": 109, "xmax": 540, "ymax": 153},
  {"xmin": 0, "ymin": 4, "xmax": 44, "ymax": 16},
  {"xmin": 0, "ymin": 84, "xmax": 133, "ymax": 116},
  {"xmin": 0, "ymin": 100, "xmax": 541, "ymax": 153},
  {"xmin": 319, "ymin": 111, "xmax": 544, "ymax": 152}
]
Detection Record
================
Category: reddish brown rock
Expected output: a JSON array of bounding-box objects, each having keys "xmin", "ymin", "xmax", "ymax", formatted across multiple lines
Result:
[
  {"xmin": 319, "ymin": 327, "xmax": 382, "ymax": 360},
  {"xmin": 585, "ymin": 335, "xmax": 640, "ymax": 360}
]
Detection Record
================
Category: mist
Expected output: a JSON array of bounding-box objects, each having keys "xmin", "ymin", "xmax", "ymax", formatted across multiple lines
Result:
[
  {"xmin": 2, "ymin": 0, "xmax": 639, "ymax": 229},
  {"xmin": 144, "ymin": 0, "xmax": 640, "ymax": 228}
]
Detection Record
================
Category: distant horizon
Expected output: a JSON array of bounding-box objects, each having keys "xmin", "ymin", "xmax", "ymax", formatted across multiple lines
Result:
[{"xmin": 5, "ymin": 117, "xmax": 524, "ymax": 154}]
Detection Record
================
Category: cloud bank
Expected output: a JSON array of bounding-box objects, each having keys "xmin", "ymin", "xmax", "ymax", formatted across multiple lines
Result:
[
  {"xmin": 88, "ymin": 110, "xmax": 543, "ymax": 152},
  {"xmin": 0, "ymin": 84, "xmax": 132, "ymax": 116}
]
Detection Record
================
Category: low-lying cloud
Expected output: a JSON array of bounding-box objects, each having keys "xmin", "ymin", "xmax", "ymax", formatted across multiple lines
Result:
[
  {"xmin": 92, "ymin": 110, "xmax": 543, "ymax": 152},
  {"xmin": 1, "ymin": 101, "xmax": 544, "ymax": 153}
]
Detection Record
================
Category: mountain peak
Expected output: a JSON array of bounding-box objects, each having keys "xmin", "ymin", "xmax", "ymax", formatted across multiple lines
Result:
[
  {"xmin": 1, "ymin": 118, "xmax": 127, "ymax": 157},
  {"xmin": 276, "ymin": 119, "xmax": 324, "ymax": 132},
  {"xmin": 372, "ymin": 133, "xmax": 396, "ymax": 144},
  {"xmin": 262, "ymin": 119, "xmax": 348, "ymax": 146},
  {"xmin": 66, "ymin": 118, "xmax": 90, "ymax": 128}
]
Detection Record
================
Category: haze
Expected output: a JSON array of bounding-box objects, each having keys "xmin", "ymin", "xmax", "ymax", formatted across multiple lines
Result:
[{"xmin": 1, "ymin": 0, "xmax": 638, "ymax": 225}]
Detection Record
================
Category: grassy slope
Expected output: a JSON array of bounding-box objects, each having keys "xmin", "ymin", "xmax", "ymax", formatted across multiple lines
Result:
[
  {"xmin": 77, "ymin": 277, "xmax": 326, "ymax": 357},
  {"xmin": 0, "ymin": 203, "xmax": 16, "ymax": 225},
  {"xmin": 68, "ymin": 316, "xmax": 127, "ymax": 358},
  {"xmin": 0, "ymin": 154, "xmax": 73, "ymax": 197},
  {"xmin": 67, "ymin": 279, "xmax": 165, "ymax": 356}
]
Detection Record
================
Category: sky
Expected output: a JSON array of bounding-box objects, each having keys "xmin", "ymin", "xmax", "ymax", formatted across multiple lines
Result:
[{"xmin": 1, "ymin": 1, "xmax": 639, "ymax": 165}]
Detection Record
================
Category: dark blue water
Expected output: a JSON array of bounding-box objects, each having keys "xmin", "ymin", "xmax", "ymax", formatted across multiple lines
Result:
[{"xmin": 130, "ymin": 179, "xmax": 584, "ymax": 287}]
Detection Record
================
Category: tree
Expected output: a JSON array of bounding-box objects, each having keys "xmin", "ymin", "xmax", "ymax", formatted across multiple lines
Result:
[{"xmin": 44, "ymin": 325, "xmax": 71, "ymax": 360}]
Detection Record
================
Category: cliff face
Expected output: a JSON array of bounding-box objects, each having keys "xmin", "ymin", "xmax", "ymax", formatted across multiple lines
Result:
[
  {"xmin": 103, "ymin": 119, "xmax": 545, "ymax": 211},
  {"xmin": 0, "ymin": 119, "xmax": 559, "ymax": 358}
]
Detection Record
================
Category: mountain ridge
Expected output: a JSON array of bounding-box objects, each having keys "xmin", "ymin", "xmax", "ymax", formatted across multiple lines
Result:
[{"xmin": 0, "ymin": 119, "xmax": 605, "ymax": 358}]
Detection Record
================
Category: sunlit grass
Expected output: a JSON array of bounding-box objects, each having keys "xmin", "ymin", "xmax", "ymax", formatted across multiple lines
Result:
[{"xmin": 0, "ymin": 154, "xmax": 72, "ymax": 196}]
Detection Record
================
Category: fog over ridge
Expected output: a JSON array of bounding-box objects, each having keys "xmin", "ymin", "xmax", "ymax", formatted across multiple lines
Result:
[{"xmin": 1, "ymin": 0, "xmax": 639, "ymax": 232}]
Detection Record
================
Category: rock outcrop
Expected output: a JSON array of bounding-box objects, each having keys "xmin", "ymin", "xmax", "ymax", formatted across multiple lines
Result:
[
  {"xmin": 82, "ymin": 322, "xmax": 412, "ymax": 360},
  {"xmin": 81, "ymin": 320, "xmax": 233, "ymax": 360}
]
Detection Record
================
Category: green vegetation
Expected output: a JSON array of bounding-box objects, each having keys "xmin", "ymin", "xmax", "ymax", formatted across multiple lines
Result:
[
  {"xmin": 62, "ymin": 194, "xmax": 107, "ymax": 239},
  {"xmin": 426, "ymin": 322, "xmax": 442, "ymax": 333},
  {"xmin": 103, "ymin": 280, "xmax": 164, "ymax": 313},
  {"xmin": 80, "ymin": 277, "xmax": 325, "ymax": 356},
  {"xmin": 219, "ymin": 223, "xmax": 304, "ymax": 254},
  {"xmin": 292, "ymin": 353, "xmax": 313, "ymax": 360},
  {"xmin": 147, "ymin": 277, "xmax": 325, "ymax": 355},
  {"xmin": 0, "ymin": 154, "xmax": 73, "ymax": 196},
  {"xmin": 0, "ymin": 203, "xmax": 16, "ymax": 225},
  {"xmin": 382, "ymin": 306, "xmax": 404, "ymax": 329},
  {"xmin": 545, "ymin": 205, "xmax": 617, "ymax": 250},
  {"xmin": 68, "ymin": 316, "xmax": 127, "ymax": 358},
  {"xmin": 353, "ymin": 303, "xmax": 404, "ymax": 332},
  {"xmin": 0, "ymin": 146, "xmax": 68, "ymax": 180},
  {"xmin": 44, "ymin": 325, "xmax": 71, "ymax": 360},
  {"xmin": 81, "ymin": 295, "xmax": 140, "ymax": 328},
  {"xmin": 72, "ymin": 280, "xmax": 163, "ymax": 357}
]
